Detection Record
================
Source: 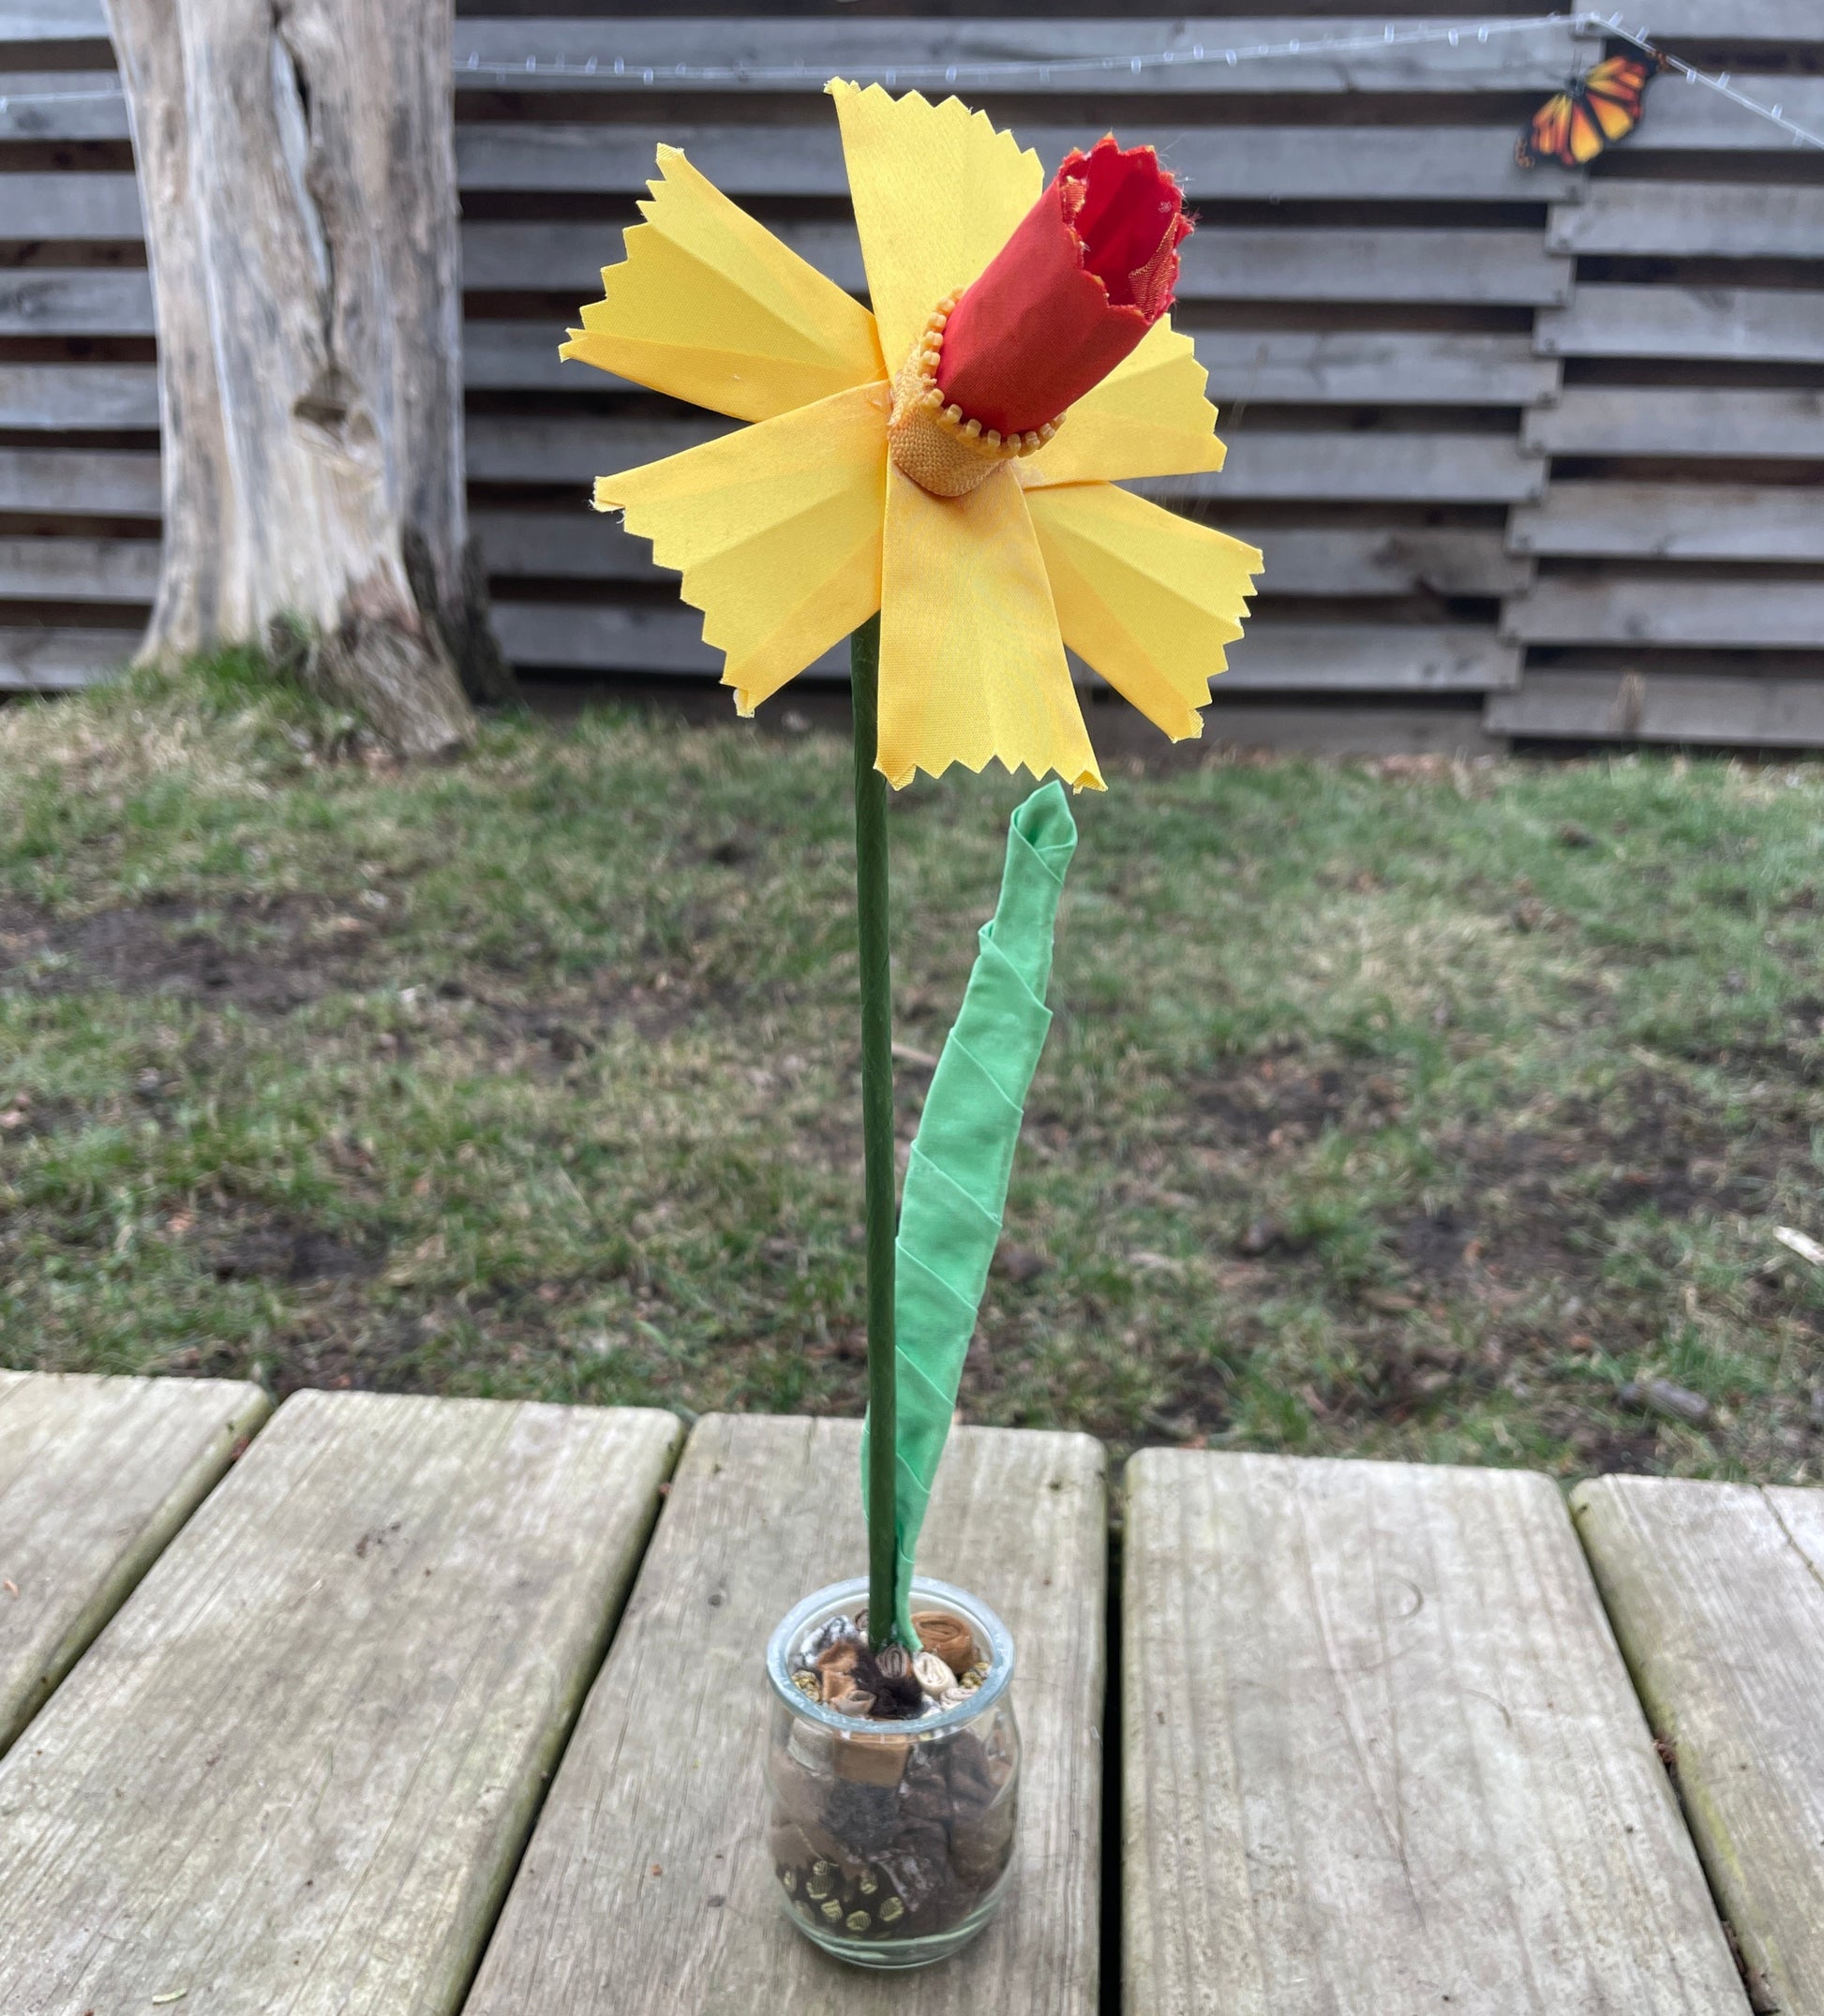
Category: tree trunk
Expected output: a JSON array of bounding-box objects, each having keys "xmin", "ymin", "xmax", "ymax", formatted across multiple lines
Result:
[{"xmin": 105, "ymin": 0, "xmax": 513, "ymax": 757}]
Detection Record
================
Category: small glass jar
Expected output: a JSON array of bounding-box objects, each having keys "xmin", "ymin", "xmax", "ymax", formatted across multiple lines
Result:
[{"xmin": 764, "ymin": 1575, "xmax": 1020, "ymax": 1970}]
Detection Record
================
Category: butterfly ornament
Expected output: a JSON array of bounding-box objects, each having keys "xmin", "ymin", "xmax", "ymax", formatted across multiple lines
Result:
[{"xmin": 1518, "ymin": 52, "xmax": 1666, "ymax": 169}]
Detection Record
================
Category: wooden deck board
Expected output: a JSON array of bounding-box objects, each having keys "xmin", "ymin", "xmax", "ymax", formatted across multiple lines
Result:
[
  {"xmin": 0, "ymin": 1390, "xmax": 681, "ymax": 2016},
  {"xmin": 1123, "ymin": 1451, "xmax": 1749, "ymax": 2015},
  {"xmin": 1573, "ymin": 1476, "xmax": 1824, "ymax": 2016},
  {"xmin": 0, "ymin": 1370, "xmax": 268, "ymax": 1756},
  {"xmin": 462, "ymin": 1412, "xmax": 1106, "ymax": 2015}
]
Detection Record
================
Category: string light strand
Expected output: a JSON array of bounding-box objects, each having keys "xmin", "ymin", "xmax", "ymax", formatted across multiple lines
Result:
[{"xmin": 1, "ymin": 11, "xmax": 1818, "ymax": 152}]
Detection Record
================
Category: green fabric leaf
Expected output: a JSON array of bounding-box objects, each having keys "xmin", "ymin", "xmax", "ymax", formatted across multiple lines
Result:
[{"xmin": 863, "ymin": 781, "xmax": 1078, "ymax": 1643}]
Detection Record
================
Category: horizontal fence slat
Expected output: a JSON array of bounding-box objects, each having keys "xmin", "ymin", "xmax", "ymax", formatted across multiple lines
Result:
[
  {"xmin": 1186, "ymin": 330, "xmax": 1556, "ymax": 408},
  {"xmin": 464, "ymin": 217, "xmax": 1568, "ymax": 307},
  {"xmin": 1210, "ymin": 622, "xmax": 1518, "ymax": 691},
  {"xmin": 465, "ymin": 414, "xmax": 1540, "ymax": 503},
  {"xmin": 1606, "ymin": 0, "xmax": 1824, "ymax": 34},
  {"xmin": 0, "ymin": 0, "xmax": 106, "ymax": 42},
  {"xmin": 1538, "ymin": 286, "xmax": 1824, "ymax": 366},
  {"xmin": 0, "ymin": 429, "xmax": 1538, "ymax": 521},
  {"xmin": 0, "ymin": 624, "xmax": 130, "ymax": 689},
  {"xmin": 1547, "ymin": 182, "xmax": 1824, "ymax": 260},
  {"xmin": 1489, "ymin": 669, "xmax": 1824, "ymax": 744},
  {"xmin": 0, "ymin": 172, "xmax": 141, "ymax": 239},
  {"xmin": 0, "ymin": 270, "xmax": 154, "ymax": 337},
  {"xmin": 1626, "ymin": 75, "xmax": 1824, "ymax": 151},
  {"xmin": 0, "ymin": 446, "xmax": 160, "ymax": 515},
  {"xmin": 464, "ymin": 321, "xmax": 1557, "ymax": 408},
  {"xmin": 1524, "ymin": 387, "xmax": 1824, "ymax": 459},
  {"xmin": 1140, "ymin": 430, "xmax": 1541, "ymax": 504},
  {"xmin": 0, "ymin": 70, "xmax": 126, "ymax": 141},
  {"xmin": 455, "ymin": 123, "xmax": 1580, "ymax": 202},
  {"xmin": 0, "ymin": 104, "xmax": 1575, "ymax": 188},
  {"xmin": 0, "ymin": 362, "xmax": 157, "ymax": 428},
  {"xmin": 0, "ymin": 520, "xmax": 1528, "ymax": 608},
  {"xmin": 1511, "ymin": 484, "xmax": 1824, "ymax": 561},
  {"xmin": 473, "ymin": 509, "xmax": 1526, "ymax": 599},
  {"xmin": 491, "ymin": 599, "xmax": 1517, "ymax": 691},
  {"xmin": 452, "ymin": 17, "xmax": 1581, "ymax": 95},
  {"xmin": 0, "ymin": 534, "xmax": 157, "ymax": 599},
  {"xmin": 1504, "ymin": 576, "xmax": 1824, "ymax": 648}
]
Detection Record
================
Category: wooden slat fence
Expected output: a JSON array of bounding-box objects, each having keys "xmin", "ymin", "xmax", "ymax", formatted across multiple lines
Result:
[{"xmin": 1, "ymin": 1, "xmax": 1820, "ymax": 750}]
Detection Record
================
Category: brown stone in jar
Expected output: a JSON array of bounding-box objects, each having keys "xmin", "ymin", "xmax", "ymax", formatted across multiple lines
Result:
[
  {"xmin": 832, "ymin": 1731, "xmax": 909, "ymax": 1787},
  {"xmin": 913, "ymin": 1610, "xmax": 978, "ymax": 1679}
]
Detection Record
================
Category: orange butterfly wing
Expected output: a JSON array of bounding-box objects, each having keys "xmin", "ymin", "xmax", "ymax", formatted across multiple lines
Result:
[
  {"xmin": 1566, "ymin": 98, "xmax": 1610, "ymax": 163},
  {"xmin": 1518, "ymin": 53, "xmax": 1657, "ymax": 168},
  {"xmin": 1517, "ymin": 90, "xmax": 1576, "ymax": 169}
]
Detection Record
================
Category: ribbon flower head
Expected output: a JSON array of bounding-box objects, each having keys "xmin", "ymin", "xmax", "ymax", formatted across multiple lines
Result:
[{"xmin": 564, "ymin": 82, "xmax": 1263, "ymax": 790}]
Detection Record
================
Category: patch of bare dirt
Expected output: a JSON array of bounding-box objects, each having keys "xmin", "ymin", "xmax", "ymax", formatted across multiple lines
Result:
[
  {"xmin": 0, "ymin": 893, "xmax": 380, "ymax": 1011},
  {"xmin": 204, "ymin": 1217, "xmax": 382, "ymax": 1286}
]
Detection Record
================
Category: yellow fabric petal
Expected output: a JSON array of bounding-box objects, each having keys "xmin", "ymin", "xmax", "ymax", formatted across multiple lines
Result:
[
  {"xmin": 878, "ymin": 462, "xmax": 1102, "ymax": 792},
  {"xmin": 595, "ymin": 381, "xmax": 889, "ymax": 711},
  {"xmin": 1020, "ymin": 319, "xmax": 1228, "ymax": 488},
  {"xmin": 827, "ymin": 80, "xmax": 1041, "ymax": 373},
  {"xmin": 561, "ymin": 145, "xmax": 884, "ymax": 423},
  {"xmin": 1027, "ymin": 483, "xmax": 1262, "ymax": 741}
]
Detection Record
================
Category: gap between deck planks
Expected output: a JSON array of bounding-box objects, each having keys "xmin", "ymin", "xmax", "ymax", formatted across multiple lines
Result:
[
  {"xmin": 0, "ymin": 1389, "xmax": 680, "ymax": 2016},
  {"xmin": 1573, "ymin": 1476, "xmax": 1824, "ymax": 2016},
  {"xmin": 461, "ymin": 1412, "xmax": 1107, "ymax": 2016},
  {"xmin": 1123, "ymin": 1450, "xmax": 1752, "ymax": 2016},
  {"xmin": 0, "ymin": 1369, "xmax": 269, "ymax": 1757}
]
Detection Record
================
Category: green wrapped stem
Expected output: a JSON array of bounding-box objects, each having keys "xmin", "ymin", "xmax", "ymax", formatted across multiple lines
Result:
[
  {"xmin": 864, "ymin": 780, "xmax": 1078, "ymax": 1645},
  {"xmin": 848, "ymin": 617, "xmax": 899, "ymax": 1650}
]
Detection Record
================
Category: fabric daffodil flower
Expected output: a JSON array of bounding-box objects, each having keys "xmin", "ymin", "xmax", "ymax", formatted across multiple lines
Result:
[{"xmin": 562, "ymin": 82, "xmax": 1263, "ymax": 790}]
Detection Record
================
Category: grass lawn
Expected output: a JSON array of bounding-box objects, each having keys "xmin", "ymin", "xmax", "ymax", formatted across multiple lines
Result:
[{"xmin": 4, "ymin": 655, "xmax": 1823, "ymax": 1485}]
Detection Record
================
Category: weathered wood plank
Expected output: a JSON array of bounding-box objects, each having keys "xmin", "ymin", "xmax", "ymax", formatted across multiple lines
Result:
[
  {"xmin": 475, "ymin": 510, "xmax": 1525, "ymax": 599},
  {"xmin": 0, "ymin": 361, "xmax": 158, "ymax": 428},
  {"xmin": 0, "ymin": 533, "xmax": 158, "ymax": 598},
  {"xmin": 1504, "ymin": 575, "xmax": 1824, "ymax": 649},
  {"xmin": 453, "ymin": 17, "xmax": 1580, "ymax": 95},
  {"xmin": 463, "ymin": 1412, "xmax": 1105, "ymax": 2016},
  {"xmin": 1195, "ymin": 329, "xmax": 1559, "ymax": 409},
  {"xmin": 464, "ymin": 216, "xmax": 1566, "ymax": 308},
  {"xmin": 1547, "ymin": 181, "xmax": 1824, "ymax": 260},
  {"xmin": 456, "ymin": 123, "xmax": 1580, "ymax": 202},
  {"xmin": 1524, "ymin": 387, "xmax": 1824, "ymax": 460},
  {"xmin": 1572, "ymin": 1475, "xmax": 1824, "ymax": 2016},
  {"xmin": 1123, "ymin": 1450, "xmax": 1750, "ymax": 2016},
  {"xmin": 0, "ymin": 171, "xmax": 141, "ymax": 238},
  {"xmin": 467, "ymin": 415, "xmax": 1537, "ymax": 504},
  {"xmin": 0, "ymin": 1370, "xmax": 268, "ymax": 1757},
  {"xmin": 0, "ymin": 70, "xmax": 129, "ymax": 141},
  {"xmin": 0, "ymin": 1391, "xmax": 682, "ymax": 2015},
  {"xmin": 1607, "ymin": 0, "xmax": 1824, "ymax": 33},
  {"xmin": 1539, "ymin": 285, "xmax": 1824, "ymax": 366},
  {"xmin": 465, "ymin": 320, "xmax": 1557, "ymax": 408},
  {"xmin": 1191, "ymin": 699, "xmax": 1503, "ymax": 758},
  {"xmin": 1141, "ymin": 429, "xmax": 1543, "ymax": 504},
  {"xmin": 1511, "ymin": 483, "xmax": 1824, "ymax": 561},
  {"xmin": 1215, "ymin": 623, "xmax": 1518, "ymax": 691},
  {"xmin": 0, "ymin": 0, "xmax": 107, "ymax": 42},
  {"xmin": 0, "ymin": 269, "xmax": 155, "ymax": 336},
  {"xmin": 491, "ymin": 599, "xmax": 1516, "ymax": 694},
  {"xmin": 492, "ymin": 597, "xmax": 839, "ymax": 676},
  {"xmin": 0, "ymin": 624, "xmax": 133, "ymax": 687},
  {"xmin": 1627, "ymin": 75, "xmax": 1824, "ymax": 150},
  {"xmin": 1488, "ymin": 669, "xmax": 1824, "ymax": 744},
  {"xmin": 469, "ymin": 415, "xmax": 1537, "ymax": 505},
  {"xmin": 0, "ymin": 446, "xmax": 161, "ymax": 515}
]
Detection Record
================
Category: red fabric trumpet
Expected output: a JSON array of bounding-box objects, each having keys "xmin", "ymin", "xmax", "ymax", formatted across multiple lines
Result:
[{"xmin": 934, "ymin": 136, "xmax": 1191, "ymax": 438}]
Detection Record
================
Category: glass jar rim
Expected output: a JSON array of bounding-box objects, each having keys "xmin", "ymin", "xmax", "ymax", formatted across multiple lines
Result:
[{"xmin": 765, "ymin": 1575, "xmax": 1015, "ymax": 1738}]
